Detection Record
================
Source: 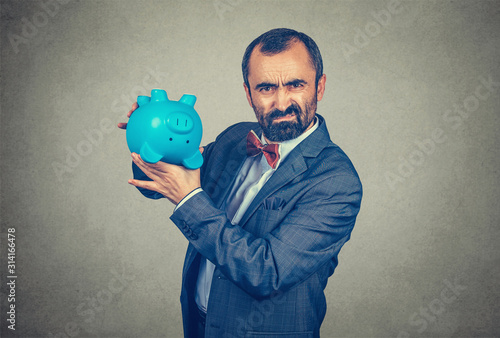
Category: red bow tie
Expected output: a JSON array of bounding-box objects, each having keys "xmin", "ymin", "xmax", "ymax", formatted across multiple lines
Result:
[{"xmin": 246, "ymin": 130, "xmax": 280, "ymax": 169}]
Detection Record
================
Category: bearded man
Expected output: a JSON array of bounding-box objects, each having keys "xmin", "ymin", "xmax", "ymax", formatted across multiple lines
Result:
[{"xmin": 120, "ymin": 28, "xmax": 362, "ymax": 338}]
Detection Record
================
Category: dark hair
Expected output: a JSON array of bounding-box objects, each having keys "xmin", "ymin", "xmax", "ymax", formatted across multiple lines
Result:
[{"xmin": 242, "ymin": 28, "xmax": 323, "ymax": 90}]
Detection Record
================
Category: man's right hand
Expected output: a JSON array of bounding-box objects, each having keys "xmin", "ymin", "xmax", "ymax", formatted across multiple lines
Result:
[{"xmin": 117, "ymin": 102, "xmax": 139, "ymax": 129}]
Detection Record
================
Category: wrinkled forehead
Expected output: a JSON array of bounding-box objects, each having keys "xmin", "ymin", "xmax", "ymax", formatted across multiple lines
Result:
[{"xmin": 247, "ymin": 41, "xmax": 316, "ymax": 83}]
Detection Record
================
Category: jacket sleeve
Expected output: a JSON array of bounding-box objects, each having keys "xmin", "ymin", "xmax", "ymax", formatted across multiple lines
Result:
[{"xmin": 169, "ymin": 171, "xmax": 362, "ymax": 298}]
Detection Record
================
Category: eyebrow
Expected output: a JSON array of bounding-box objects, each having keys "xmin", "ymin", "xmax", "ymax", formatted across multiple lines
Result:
[
  {"xmin": 285, "ymin": 79, "xmax": 307, "ymax": 87},
  {"xmin": 254, "ymin": 79, "xmax": 307, "ymax": 90},
  {"xmin": 255, "ymin": 82, "xmax": 277, "ymax": 90}
]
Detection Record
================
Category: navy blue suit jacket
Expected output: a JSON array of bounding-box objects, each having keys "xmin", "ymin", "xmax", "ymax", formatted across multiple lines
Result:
[{"xmin": 167, "ymin": 115, "xmax": 362, "ymax": 337}]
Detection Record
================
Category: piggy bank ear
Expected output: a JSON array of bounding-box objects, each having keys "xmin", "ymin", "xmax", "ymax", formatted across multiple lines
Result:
[
  {"xmin": 179, "ymin": 94, "xmax": 197, "ymax": 107},
  {"xmin": 137, "ymin": 96, "xmax": 151, "ymax": 106},
  {"xmin": 182, "ymin": 150, "xmax": 203, "ymax": 169}
]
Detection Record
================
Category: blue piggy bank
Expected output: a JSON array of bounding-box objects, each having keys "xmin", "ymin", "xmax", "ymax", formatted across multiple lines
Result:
[{"xmin": 126, "ymin": 89, "xmax": 203, "ymax": 169}]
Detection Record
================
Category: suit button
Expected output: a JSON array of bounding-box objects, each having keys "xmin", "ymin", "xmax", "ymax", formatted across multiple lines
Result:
[{"xmin": 190, "ymin": 233, "xmax": 198, "ymax": 240}]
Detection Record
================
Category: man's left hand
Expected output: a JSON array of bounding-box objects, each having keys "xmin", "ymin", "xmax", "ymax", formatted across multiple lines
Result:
[{"xmin": 129, "ymin": 151, "xmax": 202, "ymax": 205}]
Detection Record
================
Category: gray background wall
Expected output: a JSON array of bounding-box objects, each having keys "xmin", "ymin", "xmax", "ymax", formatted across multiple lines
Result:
[{"xmin": 1, "ymin": 0, "xmax": 499, "ymax": 337}]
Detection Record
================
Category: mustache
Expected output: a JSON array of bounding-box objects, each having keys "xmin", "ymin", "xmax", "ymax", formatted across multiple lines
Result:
[{"xmin": 267, "ymin": 104, "xmax": 302, "ymax": 121}]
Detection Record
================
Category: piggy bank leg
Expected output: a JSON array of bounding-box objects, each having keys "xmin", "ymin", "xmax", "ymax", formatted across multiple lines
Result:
[
  {"xmin": 140, "ymin": 142, "xmax": 163, "ymax": 164},
  {"xmin": 182, "ymin": 151, "xmax": 204, "ymax": 170}
]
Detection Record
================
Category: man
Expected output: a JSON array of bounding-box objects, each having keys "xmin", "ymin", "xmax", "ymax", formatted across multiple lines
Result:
[{"xmin": 119, "ymin": 28, "xmax": 362, "ymax": 338}]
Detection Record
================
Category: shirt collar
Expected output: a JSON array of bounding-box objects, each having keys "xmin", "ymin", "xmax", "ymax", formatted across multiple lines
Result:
[{"xmin": 259, "ymin": 116, "xmax": 319, "ymax": 169}]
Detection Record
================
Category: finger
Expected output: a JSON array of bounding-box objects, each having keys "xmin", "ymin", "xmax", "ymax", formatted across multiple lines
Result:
[
  {"xmin": 199, "ymin": 146, "xmax": 204, "ymax": 154},
  {"xmin": 131, "ymin": 154, "xmax": 159, "ymax": 179},
  {"xmin": 127, "ymin": 102, "xmax": 139, "ymax": 118},
  {"xmin": 131, "ymin": 152, "xmax": 151, "ymax": 168},
  {"xmin": 120, "ymin": 102, "xmax": 139, "ymax": 128},
  {"xmin": 132, "ymin": 153, "xmax": 178, "ymax": 175},
  {"xmin": 131, "ymin": 154, "xmax": 172, "ymax": 185},
  {"xmin": 132, "ymin": 153, "xmax": 159, "ymax": 171},
  {"xmin": 128, "ymin": 178, "xmax": 160, "ymax": 192}
]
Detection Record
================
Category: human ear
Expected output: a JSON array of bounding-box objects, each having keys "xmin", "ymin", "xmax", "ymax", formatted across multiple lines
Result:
[
  {"xmin": 243, "ymin": 82, "xmax": 253, "ymax": 107},
  {"xmin": 316, "ymin": 74, "xmax": 326, "ymax": 102}
]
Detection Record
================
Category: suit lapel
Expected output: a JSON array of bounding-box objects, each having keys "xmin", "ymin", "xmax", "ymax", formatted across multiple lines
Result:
[
  {"xmin": 238, "ymin": 151, "xmax": 308, "ymax": 226},
  {"xmin": 212, "ymin": 135, "xmax": 248, "ymax": 208},
  {"xmin": 184, "ymin": 116, "xmax": 331, "ymax": 273},
  {"xmin": 238, "ymin": 115, "xmax": 332, "ymax": 226}
]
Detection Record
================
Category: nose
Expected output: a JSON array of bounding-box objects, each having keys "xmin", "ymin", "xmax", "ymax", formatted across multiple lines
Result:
[
  {"xmin": 167, "ymin": 112, "xmax": 194, "ymax": 134},
  {"xmin": 275, "ymin": 87, "xmax": 291, "ymax": 112}
]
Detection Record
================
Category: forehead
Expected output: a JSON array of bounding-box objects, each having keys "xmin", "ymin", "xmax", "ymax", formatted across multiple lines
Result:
[{"xmin": 247, "ymin": 41, "xmax": 315, "ymax": 82}]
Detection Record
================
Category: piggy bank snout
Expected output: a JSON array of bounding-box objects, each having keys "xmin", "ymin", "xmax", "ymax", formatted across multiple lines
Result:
[{"xmin": 166, "ymin": 112, "xmax": 194, "ymax": 134}]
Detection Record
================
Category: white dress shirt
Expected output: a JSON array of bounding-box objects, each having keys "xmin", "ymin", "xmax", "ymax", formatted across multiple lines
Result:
[{"xmin": 178, "ymin": 118, "xmax": 319, "ymax": 313}]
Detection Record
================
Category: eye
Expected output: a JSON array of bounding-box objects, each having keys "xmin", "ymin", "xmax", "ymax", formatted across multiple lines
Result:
[{"xmin": 260, "ymin": 86, "xmax": 272, "ymax": 92}]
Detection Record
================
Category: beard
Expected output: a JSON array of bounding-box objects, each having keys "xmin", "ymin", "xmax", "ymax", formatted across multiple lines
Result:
[{"xmin": 252, "ymin": 94, "xmax": 317, "ymax": 142}]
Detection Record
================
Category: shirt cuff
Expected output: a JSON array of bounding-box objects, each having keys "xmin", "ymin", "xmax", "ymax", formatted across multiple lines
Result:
[{"xmin": 173, "ymin": 188, "xmax": 203, "ymax": 212}]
